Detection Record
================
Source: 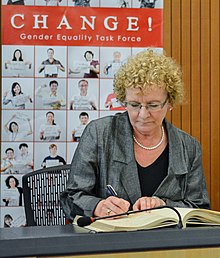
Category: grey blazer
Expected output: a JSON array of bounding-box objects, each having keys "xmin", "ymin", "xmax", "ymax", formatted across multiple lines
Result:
[{"xmin": 61, "ymin": 112, "xmax": 210, "ymax": 219}]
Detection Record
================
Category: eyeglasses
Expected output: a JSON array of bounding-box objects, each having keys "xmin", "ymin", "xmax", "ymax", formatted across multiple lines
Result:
[{"xmin": 124, "ymin": 97, "xmax": 168, "ymax": 112}]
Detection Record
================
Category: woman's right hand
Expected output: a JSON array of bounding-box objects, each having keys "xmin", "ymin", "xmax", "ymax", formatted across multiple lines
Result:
[{"xmin": 94, "ymin": 196, "xmax": 130, "ymax": 218}]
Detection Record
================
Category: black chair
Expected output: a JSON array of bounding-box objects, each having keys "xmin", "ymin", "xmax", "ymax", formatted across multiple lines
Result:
[{"xmin": 22, "ymin": 164, "xmax": 71, "ymax": 226}]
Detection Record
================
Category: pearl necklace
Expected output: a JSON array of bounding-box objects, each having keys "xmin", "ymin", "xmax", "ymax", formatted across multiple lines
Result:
[{"xmin": 133, "ymin": 126, "xmax": 165, "ymax": 151}]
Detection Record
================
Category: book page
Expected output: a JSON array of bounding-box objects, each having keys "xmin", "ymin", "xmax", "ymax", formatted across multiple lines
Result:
[{"xmin": 176, "ymin": 208, "xmax": 220, "ymax": 226}]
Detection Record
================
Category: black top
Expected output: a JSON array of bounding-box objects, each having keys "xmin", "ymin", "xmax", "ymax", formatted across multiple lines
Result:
[
  {"xmin": 42, "ymin": 155, "xmax": 66, "ymax": 168},
  {"xmin": 3, "ymin": 187, "xmax": 23, "ymax": 206},
  {"xmin": 137, "ymin": 144, "xmax": 169, "ymax": 196}
]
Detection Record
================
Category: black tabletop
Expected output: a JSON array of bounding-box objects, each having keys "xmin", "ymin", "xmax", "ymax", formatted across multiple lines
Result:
[{"xmin": 1, "ymin": 225, "xmax": 220, "ymax": 257}]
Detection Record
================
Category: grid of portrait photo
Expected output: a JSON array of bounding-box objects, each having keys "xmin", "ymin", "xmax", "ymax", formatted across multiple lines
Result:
[{"xmin": 1, "ymin": 0, "xmax": 163, "ymax": 228}]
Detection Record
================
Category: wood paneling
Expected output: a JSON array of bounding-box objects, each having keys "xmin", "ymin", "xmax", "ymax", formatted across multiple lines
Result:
[
  {"xmin": 210, "ymin": 0, "xmax": 220, "ymax": 210},
  {"xmin": 200, "ymin": 0, "xmax": 211, "ymax": 194},
  {"xmin": 49, "ymin": 247, "xmax": 220, "ymax": 258},
  {"xmin": 164, "ymin": 0, "xmax": 220, "ymax": 210},
  {"xmin": 181, "ymin": 0, "xmax": 191, "ymax": 134}
]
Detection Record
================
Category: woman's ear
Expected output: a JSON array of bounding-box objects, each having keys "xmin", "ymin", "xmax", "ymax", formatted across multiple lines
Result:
[{"xmin": 167, "ymin": 103, "xmax": 173, "ymax": 111}]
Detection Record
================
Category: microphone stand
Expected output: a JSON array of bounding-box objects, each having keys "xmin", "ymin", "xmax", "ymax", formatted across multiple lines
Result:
[{"xmin": 77, "ymin": 205, "xmax": 183, "ymax": 229}]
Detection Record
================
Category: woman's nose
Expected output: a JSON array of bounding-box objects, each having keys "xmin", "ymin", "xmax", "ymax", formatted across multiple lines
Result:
[{"xmin": 138, "ymin": 106, "xmax": 151, "ymax": 118}]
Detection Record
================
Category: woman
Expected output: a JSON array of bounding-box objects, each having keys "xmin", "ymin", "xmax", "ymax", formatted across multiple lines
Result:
[
  {"xmin": 4, "ymin": 214, "xmax": 13, "ymax": 228},
  {"xmin": 39, "ymin": 111, "xmax": 61, "ymax": 141},
  {"xmin": 83, "ymin": 50, "xmax": 100, "ymax": 78},
  {"xmin": 5, "ymin": 49, "xmax": 31, "ymax": 70},
  {"xmin": 2, "ymin": 175, "xmax": 23, "ymax": 206},
  {"xmin": 3, "ymin": 82, "xmax": 32, "ymax": 109},
  {"xmin": 69, "ymin": 50, "xmax": 100, "ymax": 78},
  {"xmin": 4, "ymin": 114, "xmax": 33, "ymax": 141},
  {"xmin": 61, "ymin": 50, "xmax": 210, "ymax": 221}
]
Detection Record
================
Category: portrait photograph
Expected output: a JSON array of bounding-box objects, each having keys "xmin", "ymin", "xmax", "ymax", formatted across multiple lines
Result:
[
  {"xmin": 99, "ymin": 47, "xmax": 131, "ymax": 78},
  {"xmin": 67, "ymin": 110, "xmax": 98, "ymax": 142},
  {"xmin": 35, "ymin": 46, "xmax": 67, "ymax": 78},
  {"xmin": 2, "ymin": 45, "xmax": 34, "ymax": 77},
  {"xmin": 35, "ymin": 78, "xmax": 66, "ymax": 110},
  {"xmin": 99, "ymin": 78, "xmax": 125, "ymax": 111},
  {"xmin": 68, "ymin": 46, "xmax": 100, "ymax": 79},
  {"xmin": 1, "ymin": 207, "xmax": 26, "ymax": 228},
  {"xmin": 2, "ymin": 78, "xmax": 34, "ymax": 110},
  {"xmin": 35, "ymin": 110, "xmax": 66, "ymax": 142},
  {"xmin": 34, "ymin": 142, "xmax": 66, "ymax": 170},
  {"xmin": 1, "ymin": 174, "xmax": 23, "ymax": 207},
  {"xmin": 68, "ymin": 78, "xmax": 99, "ymax": 110},
  {"xmin": 1, "ymin": 142, "xmax": 34, "ymax": 175},
  {"xmin": 2, "ymin": 110, "xmax": 34, "ymax": 142}
]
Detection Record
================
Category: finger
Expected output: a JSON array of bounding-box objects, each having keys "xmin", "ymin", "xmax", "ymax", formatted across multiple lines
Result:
[
  {"xmin": 143, "ymin": 197, "xmax": 160, "ymax": 209},
  {"xmin": 133, "ymin": 197, "xmax": 157, "ymax": 211},
  {"xmin": 132, "ymin": 199, "xmax": 142, "ymax": 211},
  {"xmin": 112, "ymin": 197, "xmax": 130, "ymax": 212},
  {"xmin": 106, "ymin": 196, "xmax": 130, "ymax": 214}
]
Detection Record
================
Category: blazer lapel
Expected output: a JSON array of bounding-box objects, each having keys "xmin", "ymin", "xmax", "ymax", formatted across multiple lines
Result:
[
  {"xmin": 112, "ymin": 112, "xmax": 141, "ymax": 204},
  {"xmin": 120, "ymin": 161, "xmax": 142, "ymax": 204}
]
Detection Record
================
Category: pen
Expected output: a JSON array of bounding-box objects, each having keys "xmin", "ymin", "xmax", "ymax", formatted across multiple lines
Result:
[
  {"xmin": 106, "ymin": 184, "xmax": 118, "ymax": 197},
  {"xmin": 107, "ymin": 184, "xmax": 132, "ymax": 211}
]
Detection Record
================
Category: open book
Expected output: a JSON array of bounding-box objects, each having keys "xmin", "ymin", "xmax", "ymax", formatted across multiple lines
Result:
[{"xmin": 75, "ymin": 207, "xmax": 220, "ymax": 232}]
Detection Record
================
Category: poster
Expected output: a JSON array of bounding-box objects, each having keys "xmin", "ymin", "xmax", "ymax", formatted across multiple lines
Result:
[{"xmin": 1, "ymin": 0, "xmax": 163, "ymax": 227}]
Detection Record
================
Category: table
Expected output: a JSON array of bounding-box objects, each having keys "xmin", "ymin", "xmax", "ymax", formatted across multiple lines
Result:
[{"xmin": 1, "ymin": 225, "xmax": 220, "ymax": 257}]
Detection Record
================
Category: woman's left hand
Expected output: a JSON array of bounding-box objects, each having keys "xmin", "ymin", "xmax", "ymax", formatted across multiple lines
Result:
[{"xmin": 133, "ymin": 196, "xmax": 165, "ymax": 211}]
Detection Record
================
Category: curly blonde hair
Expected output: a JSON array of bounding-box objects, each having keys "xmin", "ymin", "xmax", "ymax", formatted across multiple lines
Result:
[{"xmin": 114, "ymin": 49, "xmax": 184, "ymax": 105}]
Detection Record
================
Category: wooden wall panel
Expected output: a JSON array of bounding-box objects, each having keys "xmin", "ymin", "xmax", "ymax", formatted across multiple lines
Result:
[
  {"xmin": 191, "ymin": 0, "xmax": 201, "ymax": 141},
  {"xmin": 181, "ymin": 0, "xmax": 191, "ymax": 134},
  {"xmin": 210, "ymin": 0, "xmax": 220, "ymax": 210},
  {"xmin": 164, "ymin": 0, "xmax": 220, "ymax": 210},
  {"xmin": 170, "ymin": 0, "xmax": 182, "ymax": 129},
  {"xmin": 200, "ymin": 0, "xmax": 211, "ymax": 195},
  {"xmin": 163, "ymin": 0, "xmax": 172, "ymax": 122}
]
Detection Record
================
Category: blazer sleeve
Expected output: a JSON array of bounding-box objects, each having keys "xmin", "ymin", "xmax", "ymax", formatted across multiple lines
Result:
[{"xmin": 61, "ymin": 121, "xmax": 103, "ymax": 219}]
